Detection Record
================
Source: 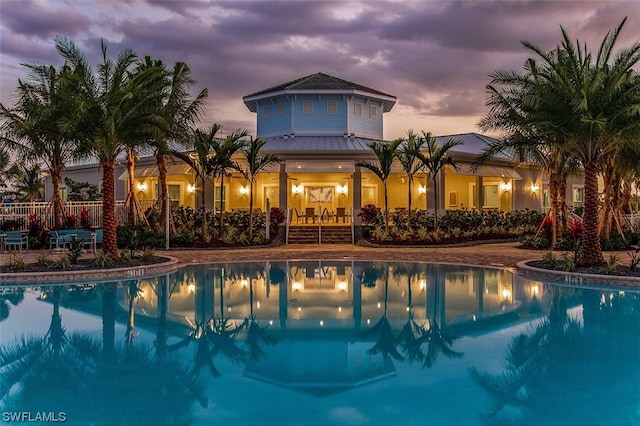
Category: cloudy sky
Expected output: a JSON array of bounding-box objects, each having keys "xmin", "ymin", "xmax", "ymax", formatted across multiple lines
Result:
[{"xmin": 1, "ymin": 0, "xmax": 638, "ymax": 140}]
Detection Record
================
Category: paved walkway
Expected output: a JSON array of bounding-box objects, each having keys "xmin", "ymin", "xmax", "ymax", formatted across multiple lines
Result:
[{"xmin": 1, "ymin": 242, "xmax": 547, "ymax": 270}]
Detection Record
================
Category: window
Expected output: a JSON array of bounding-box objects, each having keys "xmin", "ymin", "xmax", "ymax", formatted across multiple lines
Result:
[
  {"xmin": 572, "ymin": 185, "xmax": 584, "ymax": 205},
  {"xmin": 327, "ymin": 100, "xmax": 337, "ymax": 114},
  {"xmin": 168, "ymin": 184, "xmax": 181, "ymax": 208},
  {"xmin": 278, "ymin": 103, "xmax": 285, "ymax": 116},
  {"xmin": 354, "ymin": 102, "xmax": 362, "ymax": 117},
  {"xmin": 263, "ymin": 105, "xmax": 270, "ymax": 118},
  {"xmin": 369, "ymin": 105, "xmax": 377, "ymax": 119},
  {"xmin": 302, "ymin": 101, "xmax": 313, "ymax": 114},
  {"xmin": 214, "ymin": 186, "xmax": 226, "ymax": 211}
]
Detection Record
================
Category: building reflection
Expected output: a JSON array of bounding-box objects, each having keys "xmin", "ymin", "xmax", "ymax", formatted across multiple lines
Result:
[{"xmin": 133, "ymin": 262, "xmax": 547, "ymax": 334}]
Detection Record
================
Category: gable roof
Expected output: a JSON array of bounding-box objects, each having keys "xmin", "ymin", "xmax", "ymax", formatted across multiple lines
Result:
[
  {"xmin": 435, "ymin": 132, "xmax": 515, "ymax": 161},
  {"xmin": 243, "ymin": 72, "xmax": 397, "ymax": 112}
]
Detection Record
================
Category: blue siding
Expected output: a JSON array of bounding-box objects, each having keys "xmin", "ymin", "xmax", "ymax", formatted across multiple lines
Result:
[
  {"xmin": 348, "ymin": 97, "xmax": 383, "ymax": 139},
  {"xmin": 291, "ymin": 96, "xmax": 347, "ymax": 136},
  {"xmin": 257, "ymin": 100, "xmax": 291, "ymax": 137}
]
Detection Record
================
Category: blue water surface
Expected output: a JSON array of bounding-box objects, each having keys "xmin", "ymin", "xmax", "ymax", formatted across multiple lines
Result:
[{"xmin": 1, "ymin": 261, "xmax": 639, "ymax": 425}]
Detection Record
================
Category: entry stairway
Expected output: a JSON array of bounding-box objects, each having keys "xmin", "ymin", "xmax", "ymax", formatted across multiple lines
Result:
[{"xmin": 287, "ymin": 225, "xmax": 352, "ymax": 244}]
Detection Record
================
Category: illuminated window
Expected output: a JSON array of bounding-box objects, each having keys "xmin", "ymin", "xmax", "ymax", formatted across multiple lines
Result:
[{"xmin": 572, "ymin": 185, "xmax": 584, "ymax": 204}]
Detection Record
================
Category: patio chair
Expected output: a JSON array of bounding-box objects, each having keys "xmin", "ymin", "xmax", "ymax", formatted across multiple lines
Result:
[
  {"xmin": 5, "ymin": 231, "xmax": 28, "ymax": 252},
  {"xmin": 305, "ymin": 207, "xmax": 316, "ymax": 223},
  {"xmin": 292, "ymin": 208, "xmax": 303, "ymax": 223},
  {"xmin": 75, "ymin": 230, "xmax": 96, "ymax": 252},
  {"xmin": 335, "ymin": 207, "xmax": 347, "ymax": 223},
  {"xmin": 49, "ymin": 230, "xmax": 66, "ymax": 250}
]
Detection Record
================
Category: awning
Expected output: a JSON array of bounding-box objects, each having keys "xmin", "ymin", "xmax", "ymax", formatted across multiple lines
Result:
[{"xmin": 451, "ymin": 164, "xmax": 522, "ymax": 180}]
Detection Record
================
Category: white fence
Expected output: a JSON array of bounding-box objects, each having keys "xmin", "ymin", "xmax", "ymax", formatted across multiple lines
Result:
[{"xmin": 0, "ymin": 201, "xmax": 133, "ymax": 231}]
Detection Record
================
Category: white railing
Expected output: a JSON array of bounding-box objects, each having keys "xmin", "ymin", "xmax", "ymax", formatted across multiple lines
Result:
[
  {"xmin": 623, "ymin": 213, "xmax": 640, "ymax": 228},
  {"xmin": 0, "ymin": 200, "xmax": 129, "ymax": 231},
  {"xmin": 351, "ymin": 206, "xmax": 355, "ymax": 244}
]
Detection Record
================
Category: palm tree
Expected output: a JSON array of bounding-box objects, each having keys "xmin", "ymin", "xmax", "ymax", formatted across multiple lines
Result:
[
  {"xmin": 137, "ymin": 58, "xmax": 208, "ymax": 228},
  {"xmin": 13, "ymin": 163, "xmax": 44, "ymax": 203},
  {"xmin": 55, "ymin": 36, "xmax": 164, "ymax": 260},
  {"xmin": 210, "ymin": 130, "xmax": 248, "ymax": 238},
  {"xmin": 357, "ymin": 139, "xmax": 402, "ymax": 233},
  {"xmin": 0, "ymin": 147, "xmax": 18, "ymax": 190},
  {"xmin": 241, "ymin": 136, "xmax": 279, "ymax": 240},
  {"xmin": 0, "ymin": 62, "xmax": 80, "ymax": 227},
  {"xmin": 481, "ymin": 19, "xmax": 640, "ymax": 266},
  {"xmin": 396, "ymin": 130, "xmax": 424, "ymax": 231},
  {"xmin": 172, "ymin": 124, "xmax": 222, "ymax": 240},
  {"xmin": 419, "ymin": 132, "xmax": 461, "ymax": 230}
]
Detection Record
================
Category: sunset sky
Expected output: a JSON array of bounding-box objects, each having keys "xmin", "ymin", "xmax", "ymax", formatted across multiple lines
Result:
[{"xmin": 1, "ymin": 0, "xmax": 638, "ymax": 140}]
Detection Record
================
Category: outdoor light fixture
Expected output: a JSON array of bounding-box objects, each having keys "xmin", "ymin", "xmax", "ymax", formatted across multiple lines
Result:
[
  {"xmin": 292, "ymin": 184, "xmax": 303, "ymax": 195},
  {"xmin": 531, "ymin": 284, "xmax": 540, "ymax": 297},
  {"xmin": 239, "ymin": 186, "xmax": 249, "ymax": 195},
  {"xmin": 418, "ymin": 185, "xmax": 426, "ymax": 195},
  {"xmin": 500, "ymin": 182, "xmax": 512, "ymax": 191},
  {"xmin": 241, "ymin": 279, "xmax": 248, "ymax": 287},
  {"xmin": 530, "ymin": 183, "xmax": 539, "ymax": 193},
  {"xmin": 137, "ymin": 182, "xmax": 147, "ymax": 192},
  {"xmin": 336, "ymin": 184, "xmax": 348, "ymax": 195},
  {"xmin": 501, "ymin": 288, "xmax": 511, "ymax": 300},
  {"xmin": 337, "ymin": 282, "xmax": 347, "ymax": 291},
  {"xmin": 187, "ymin": 184, "xmax": 196, "ymax": 193},
  {"xmin": 188, "ymin": 284, "xmax": 196, "ymax": 294}
]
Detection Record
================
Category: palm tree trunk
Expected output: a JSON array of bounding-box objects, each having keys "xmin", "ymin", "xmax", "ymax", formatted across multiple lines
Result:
[
  {"xmin": 621, "ymin": 179, "xmax": 632, "ymax": 214},
  {"xmin": 383, "ymin": 181, "xmax": 389, "ymax": 233},
  {"xmin": 156, "ymin": 152, "xmax": 169, "ymax": 226},
  {"xmin": 558, "ymin": 176, "xmax": 569, "ymax": 236},
  {"xmin": 50, "ymin": 166, "xmax": 64, "ymax": 228},
  {"xmin": 126, "ymin": 152, "xmax": 137, "ymax": 227},
  {"xmin": 579, "ymin": 161, "xmax": 604, "ymax": 266},
  {"xmin": 432, "ymin": 176, "xmax": 439, "ymax": 230},
  {"xmin": 201, "ymin": 176, "xmax": 207, "ymax": 238},
  {"xmin": 248, "ymin": 177, "xmax": 254, "ymax": 240},
  {"xmin": 407, "ymin": 179, "xmax": 412, "ymax": 230},
  {"xmin": 101, "ymin": 161, "xmax": 120, "ymax": 261},
  {"xmin": 219, "ymin": 174, "xmax": 225, "ymax": 238},
  {"xmin": 549, "ymin": 168, "xmax": 559, "ymax": 244}
]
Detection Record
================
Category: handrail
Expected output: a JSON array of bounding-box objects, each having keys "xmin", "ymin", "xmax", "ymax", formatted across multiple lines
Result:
[
  {"xmin": 286, "ymin": 207, "xmax": 291, "ymax": 244},
  {"xmin": 318, "ymin": 210, "xmax": 322, "ymax": 244},
  {"xmin": 350, "ymin": 206, "xmax": 355, "ymax": 244}
]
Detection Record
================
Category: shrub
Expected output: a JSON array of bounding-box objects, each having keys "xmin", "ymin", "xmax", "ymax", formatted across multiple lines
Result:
[
  {"xmin": 359, "ymin": 204, "xmax": 383, "ymax": 226},
  {"xmin": 67, "ymin": 236, "xmax": 84, "ymax": 264},
  {"xmin": 269, "ymin": 207, "xmax": 285, "ymax": 228},
  {"xmin": 93, "ymin": 250, "xmax": 114, "ymax": 268}
]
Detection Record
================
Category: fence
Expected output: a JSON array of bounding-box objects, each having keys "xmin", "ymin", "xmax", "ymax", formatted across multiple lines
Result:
[{"xmin": 0, "ymin": 201, "xmax": 129, "ymax": 231}]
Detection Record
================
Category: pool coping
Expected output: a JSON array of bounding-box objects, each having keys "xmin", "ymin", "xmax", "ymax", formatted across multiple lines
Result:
[
  {"xmin": 0, "ymin": 256, "xmax": 180, "ymax": 285},
  {"xmin": 516, "ymin": 259, "xmax": 640, "ymax": 287}
]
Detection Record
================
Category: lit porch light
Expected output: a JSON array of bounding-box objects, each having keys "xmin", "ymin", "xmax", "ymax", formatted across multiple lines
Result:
[
  {"xmin": 418, "ymin": 185, "xmax": 426, "ymax": 195},
  {"xmin": 501, "ymin": 288, "xmax": 511, "ymax": 300},
  {"xmin": 336, "ymin": 184, "xmax": 348, "ymax": 195},
  {"xmin": 292, "ymin": 282, "xmax": 303, "ymax": 291},
  {"xmin": 419, "ymin": 279, "xmax": 426, "ymax": 291},
  {"xmin": 239, "ymin": 186, "xmax": 249, "ymax": 195},
  {"xmin": 137, "ymin": 182, "xmax": 147, "ymax": 192},
  {"xmin": 241, "ymin": 279, "xmax": 248, "ymax": 287},
  {"xmin": 188, "ymin": 283, "xmax": 196, "ymax": 294},
  {"xmin": 337, "ymin": 281, "xmax": 347, "ymax": 291},
  {"xmin": 530, "ymin": 183, "xmax": 539, "ymax": 193},
  {"xmin": 187, "ymin": 184, "xmax": 196, "ymax": 193},
  {"xmin": 530, "ymin": 284, "xmax": 539, "ymax": 297},
  {"xmin": 292, "ymin": 184, "xmax": 303, "ymax": 195},
  {"xmin": 500, "ymin": 181, "xmax": 512, "ymax": 191}
]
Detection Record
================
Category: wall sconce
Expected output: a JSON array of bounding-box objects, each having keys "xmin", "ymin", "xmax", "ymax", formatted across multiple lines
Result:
[
  {"xmin": 292, "ymin": 184, "xmax": 303, "ymax": 195},
  {"xmin": 530, "ymin": 183, "xmax": 539, "ymax": 193},
  {"xmin": 336, "ymin": 184, "xmax": 348, "ymax": 195},
  {"xmin": 188, "ymin": 283, "xmax": 195, "ymax": 294},
  {"xmin": 500, "ymin": 182, "xmax": 512, "ymax": 191},
  {"xmin": 530, "ymin": 283, "xmax": 540, "ymax": 297},
  {"xmin": 501, "ymin": 288, "xmax": 512, "ymax": 300},
  {"xmin": 418, "ymin": 185, "xmax": 426, "ymax": 195},
  {"xmin": 187, "ymin": 184, "xmax": 196, "ymax": 194},
  {"xmin": 137, "ymin": 182, "xmax": 147, "ymax": 192},
  {"xmin": 239, "ymin": 186, "xmax": 249, "ymax": 195}
]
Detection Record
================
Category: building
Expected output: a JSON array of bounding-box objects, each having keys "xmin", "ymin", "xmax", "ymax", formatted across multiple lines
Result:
[{"xmin": 56, "ymin": 72, "xmax": 586, "ymax": 221}]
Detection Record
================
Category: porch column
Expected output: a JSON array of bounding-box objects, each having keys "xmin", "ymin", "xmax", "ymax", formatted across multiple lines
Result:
[
  {"xmin": 278, "ymin": 162, "xmax": 288, "ymax": 211},
  {"xmin": 475, "ymin": 176, "xmax": 484, "ymax": 212},
  {"xmin": 353, "ymin": 165, "xmax": 362, "ymax": 225}
]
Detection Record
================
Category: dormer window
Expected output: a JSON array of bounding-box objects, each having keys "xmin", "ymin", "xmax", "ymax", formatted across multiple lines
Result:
[
  {"xmin": 303, "ymin": 101, "xmax": 313, "ymax": 114},
  {"xmin": 327, "ymin": 100, "xmax": 337, "ymax": 115},
  {"xmin": 263, "ymin": 105, "xmax": 270, "ymax": 118},
  {"xmin": 278, "ymin": 103, "xmax": 285, "ymax": 116},
  {"xmin": 369, "ymin": 105, "xmax": 377, "ymax": 119},
  {"xmin": 354, "ymin": 102, "xmax": 362, "ymax": 117}
]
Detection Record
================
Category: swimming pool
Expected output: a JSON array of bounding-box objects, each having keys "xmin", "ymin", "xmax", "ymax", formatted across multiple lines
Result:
[{"xmin": 1, "ymin": 261, "xmax": 639, "ymax": 425}]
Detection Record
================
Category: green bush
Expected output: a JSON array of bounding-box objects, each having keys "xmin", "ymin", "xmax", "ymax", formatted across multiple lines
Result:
[{"xmin": 117, "ymin": 223, "xmax": 163, "ymax": 250}]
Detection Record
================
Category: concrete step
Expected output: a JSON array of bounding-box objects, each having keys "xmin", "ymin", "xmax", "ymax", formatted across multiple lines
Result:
[{"xmin": 287, "ymin": 226, "xmax": 352, "ymax": 244}]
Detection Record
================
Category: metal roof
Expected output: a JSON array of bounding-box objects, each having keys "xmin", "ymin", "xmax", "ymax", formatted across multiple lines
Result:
[
  {"xmin": 262, "ymin": 135, "xmax": 377, "ymax": 153},
  {"xmin": 435, "ymin": 133, "xmax": 515, "ymax": 160},
  {"xmin": 244, "ymin": 72, "xmax": 395, "ymax": 99}
]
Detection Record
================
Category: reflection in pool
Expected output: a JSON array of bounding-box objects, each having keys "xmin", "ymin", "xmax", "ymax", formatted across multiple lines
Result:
[{"xmin": 1, "ymin": 261, "xmax": 639, "ymax": 425}]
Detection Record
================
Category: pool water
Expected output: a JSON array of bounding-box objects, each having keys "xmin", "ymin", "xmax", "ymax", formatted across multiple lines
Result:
[{"xmin": 1, "ymin": 261, "xmax": 639, "ymax": 425}]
